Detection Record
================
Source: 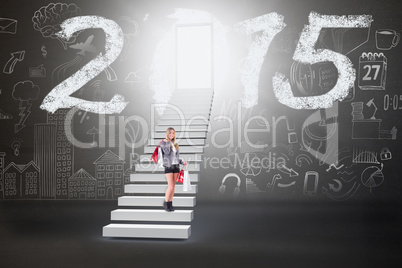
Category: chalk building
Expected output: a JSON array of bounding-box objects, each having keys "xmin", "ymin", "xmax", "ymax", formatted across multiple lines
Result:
[
  {"xmin": 0, "ymin": 152, "xmax": 5, "ymax": 199},
  {"xmin": 3, "ymin": 161, "xmax": 40, "ymax": 199},
  {"xmin": 94, "ymin": 150, "xmax": 125, "ymax": 199},
  {"xmin": 34, "ymin": 123, "xmax": 57, "ymax": 199},
  {"xmin": 68, "ymin": 168, "xmax": 97, "ymax": 199},
  {"xmin": 47, "ymin": 109, "xmax": 74, "ymax": 199}
]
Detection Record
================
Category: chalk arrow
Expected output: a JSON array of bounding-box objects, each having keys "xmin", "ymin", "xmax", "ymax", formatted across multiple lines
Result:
[
  {"xmin": 104, "ymin": 65, "xmax": 117, "ymax": 81},
  {"xmin": 277, "ymin": 163, "xmax": 299, "ymax": 177},
  {"xmin": 328, "ymin": 179, "xmax": 342, "ymax": 192},
  {"xmin": 3, "ymin": 51, "xmax": 25, "ymax": 74},
  {"xmin": 278, "ymin": 181, "xmax": 296, "ymax": 188}
]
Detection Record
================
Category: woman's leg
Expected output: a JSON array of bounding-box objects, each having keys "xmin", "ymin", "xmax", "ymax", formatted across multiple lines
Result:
[
  {"xmin": 170, "ymin": 172, "xmax": 180, "ymax": 201},
  {"xmin": 164, "ymin": 172, "xmax": 175, "ymax": 202}
]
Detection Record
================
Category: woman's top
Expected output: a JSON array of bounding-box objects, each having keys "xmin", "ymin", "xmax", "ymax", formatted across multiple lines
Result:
[{"xmin": 159, "ymin": 140, "xmax": 184, "ymax": 167}]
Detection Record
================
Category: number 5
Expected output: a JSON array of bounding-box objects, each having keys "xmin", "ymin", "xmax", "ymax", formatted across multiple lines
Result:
[
  {"xmin": 40, "ymin": 16, "xmax": 128, "ymax": 114},
  {"xmin": 273, "ymin": 12, "xmax": 372, "ymax": 109}
]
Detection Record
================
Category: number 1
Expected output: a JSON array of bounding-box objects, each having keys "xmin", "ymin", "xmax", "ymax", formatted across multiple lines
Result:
[{"xmin": 235, "ymin": 13, "xmax": 286, "ymax": 108}]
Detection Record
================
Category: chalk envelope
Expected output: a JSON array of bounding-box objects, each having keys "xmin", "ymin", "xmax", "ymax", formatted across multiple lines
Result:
[{"xmin": 0, "ymin": 18, "xmax": 17, "ymax": 34}]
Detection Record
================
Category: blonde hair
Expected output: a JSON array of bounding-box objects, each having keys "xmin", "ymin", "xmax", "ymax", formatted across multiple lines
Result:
[{"xmin": 166, "ymin": 127, "xmax": 179, "ymax": 150}]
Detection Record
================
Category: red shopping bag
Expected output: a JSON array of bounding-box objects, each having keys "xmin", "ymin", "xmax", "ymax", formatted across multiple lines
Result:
[
  {"xmin": 150, "ymin": 147, "xmax": 158, "ymax": 162},
  {"xmin": 178, "ymin": 169, "xmax": 184, "ymax": 183},
  {"xmin": 177, "ymin": 163, "xmax": 187, "ymax": 183}
]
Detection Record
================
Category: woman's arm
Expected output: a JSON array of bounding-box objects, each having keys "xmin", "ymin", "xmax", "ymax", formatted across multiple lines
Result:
[{"xmin": 177, "ymin": 150, "xmax": 186, "ymax": 165}]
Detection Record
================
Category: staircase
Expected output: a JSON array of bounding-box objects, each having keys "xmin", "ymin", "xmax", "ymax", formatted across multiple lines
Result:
[{"xmin": 103, "ymin": 89, "xmax": 213, "ymax": 239}]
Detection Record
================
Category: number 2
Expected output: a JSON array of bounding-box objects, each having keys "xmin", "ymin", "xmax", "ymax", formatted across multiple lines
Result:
[{"xmin": 40, "ymin": 16, "xmax": 128, "ymax": 114}]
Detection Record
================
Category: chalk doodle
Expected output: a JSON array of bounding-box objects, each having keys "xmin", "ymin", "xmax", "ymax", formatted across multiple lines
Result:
[
  {"xmin": 246, "ymin": 177, "xmax": 266, "ymax": 194},
  {"xmin": 0, "ymin": 109, "xmax": 13, "ymax": 119},
  {"xmin": 358, "ymin": 52, "xmax": 387, "ymax": 90},
  {"xmin": 351, "ymin": 101, "xmax": 397, "ymax": 140},
  {"xmin": 0, "ymin": 18, "xmax": 17, "ymax": 34},
  {"xmin": 12, "ymin": 81, "xmax": 41, "ymax": 133},
  {"xmin": 41, "ymin": 45, "xmax": 47, "ymax": 58},
  {"xmin": 380, "ymin": 147, "xmax": 392, "ymax": 161},
  {"xmin": 3, "ymin": 51, "xmax": 25, "ymax": 74},
  {"xmin": 375, "ymin": 29, "xmax": 400, "ymax": 50},
  {"xmin": 29, "ymin": 64, "xmax": 46, "ymax": 78},
  {"xmin": 70, "ymin": 35, "xmax": 98, "ymax": 55},
  {"xmin": 10, "ymin": 139, "xmax": 22, "ymax": 156},
  {"xmin": 303, "ymin": 171, "xmax": 319, "ymax": 196},
  {"xmin": 32, "ymin": 3, "xmax": 82, "ymax": 50},
  {"xmin": 93, "ymin": 150, "xmax": 125, "ymax": 199},
  {"xmin": 218, "ymin": 173, "xmax": 241, "ymax": 199},
  {"xmin": 295, "ymin": 154, "xmax": 313, "ymax": 167},
  {"xmin": 361, "ymin": 164, "xmax": 384, "ymax": 193},
  {"xmin": 118, "ymin": 16, "xmax": 140, "ymax": 62},
  {"xmin": 34, "ymin": 123, "xmax": 57, "ymax": 198},
  {"xmin": 68, "ymin": 169, "xmax": 97, "ymax": 199},
  {"xmin": 87, "ymin": 127, "xmax": 101, "ymax": 147}
]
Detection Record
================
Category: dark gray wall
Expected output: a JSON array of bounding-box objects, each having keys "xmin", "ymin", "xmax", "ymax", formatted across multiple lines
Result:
[{"xmin": 0, "ymin": 0, "xmax": 401, "ymax": 202}]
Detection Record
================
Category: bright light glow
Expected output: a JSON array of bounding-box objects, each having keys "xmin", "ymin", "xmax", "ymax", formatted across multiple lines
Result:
[
  {"xmin": 176, "ymin": 25, "xmax": 212, "ymax": 89},
  {"xmin": 150, "ymin": 9, "xmax": 228, "ymax": 115}
]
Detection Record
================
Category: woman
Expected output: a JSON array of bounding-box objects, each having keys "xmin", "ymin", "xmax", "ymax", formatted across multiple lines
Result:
[{"xmin": 159, "ymin": 127, "xmax": 187, "ymax": 212}]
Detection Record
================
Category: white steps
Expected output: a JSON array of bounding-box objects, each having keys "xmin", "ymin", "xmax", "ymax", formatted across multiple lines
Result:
[
  {"xmin": 151, "ymin": 132, "xmax": 207, "ymax": 139},
  {"xmin": 118, "ymin": 196, "xmax": 196, "ymax": 207},
  {"xmin": 155, "ymin": 125, "xmax": 208, "ymax": 132},
  {"xmin": 134, "ymin": 163, "xmax": 200, "ymax": 172},
  {"xmin": 166, "ymin": 101, "xmax": 212, "ymax": 106},
  {"xmin": 162, "ymin": 106, "xmax": 211, "ymax": 112},
  {"xmin": 111, "ymin": 209, "xmax": 193, "ymax": 222},
  {"xmin": 159, "ymin": 114, "xmax": 210, "ymax": 120},
  {"xmin": 157, "ymin": 119, "xmax": 209, "ymax": 126},
  {"xmin": 161, "ymin": 110, "xmax": 210, "ymax": 115},
  {"xmin": 125, "ymin": 184, "xmax": 198, "ymax": 194},
  {"xmin": 148, "ymin": 139, "xmax": 206, "ymax": 146},
  {"xmin": 171, "ymin": 93, "xmax": 213, "ymax": 98},
  {"xmin": 103, "ymin": 224, "xmax": 191, "ymax": 239},
  {"xmin": 144, "ymin": 146, "xmax": 203, "ymax": 154},
  {"xmin": 130, "ymin": 173, "xmax": 199, "ymax": 182},
  {"xmin": 139, "ymin": 153, "xmax": 203, "ymax": 162},
  {"xmin": 103, "ymin": 88, "xmax": 213, "ymax": 240}
]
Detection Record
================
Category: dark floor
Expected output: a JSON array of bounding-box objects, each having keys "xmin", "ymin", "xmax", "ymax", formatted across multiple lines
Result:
[{"xmin": 0, "ymin": 199, "xmax": 401, "ymax": 268}]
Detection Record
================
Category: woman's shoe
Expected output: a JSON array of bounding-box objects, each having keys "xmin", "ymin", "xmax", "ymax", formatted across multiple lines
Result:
[
  {"xmin": 167, "ymin": 201, "xmax": 174, "ymax": 212},
  {"xmin": 163, "ymin": 201, "xmax": 171, "ymax": 212}
]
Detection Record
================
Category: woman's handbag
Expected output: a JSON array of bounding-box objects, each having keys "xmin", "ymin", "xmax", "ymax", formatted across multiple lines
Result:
[
  {"xmin": 150, "ymin": 143, "xmax": 164, "ymax": 168},
  {"xmin": 178, "ymin": 169, "xmax": 184, "ymax": 183},
  {"xmin": 178, "ymin": 163, "xmax": 191, "ymax": 191},
  {"xmin": 178, "ymin": 163, "xmax": 186, "ymax": 183},
  {"xmin": 183, "ymin": 168, "xmax": 191, "ymax": 192},
  {"xmin": 150, "ymin": 147, "xmax": 158, "ymax": 162}
]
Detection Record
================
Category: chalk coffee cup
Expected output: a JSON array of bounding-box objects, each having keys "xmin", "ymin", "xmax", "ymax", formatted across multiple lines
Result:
[{"xmin": 376, "ymin": 29, "xmax": 400, "ymax": 50}]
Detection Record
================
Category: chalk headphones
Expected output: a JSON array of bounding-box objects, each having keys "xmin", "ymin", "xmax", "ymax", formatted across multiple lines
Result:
[{"xmin": 218, "ymin": 173, "xmax": 241, "ymax": 199}]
